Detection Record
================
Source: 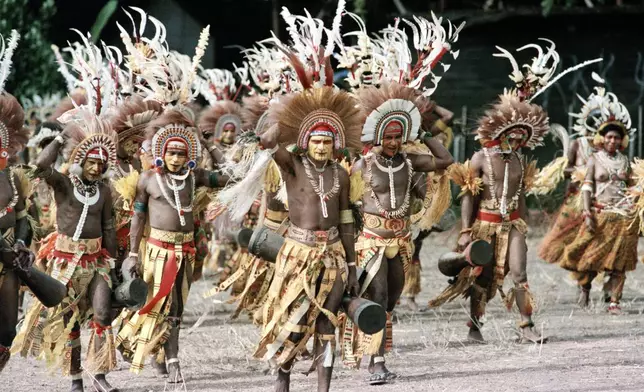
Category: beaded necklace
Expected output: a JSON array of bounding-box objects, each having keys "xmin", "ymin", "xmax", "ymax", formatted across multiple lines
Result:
[
  {"xmin": 0, "ymin": 169, "xmax": 19, "ymax": 219},
  {"xmin": 155, "ymin": 170, "xmax": 195, "ymax": 226},
  {"xmin": 365, "ymin": 153, "xmax": 413, "ymax": 219},
  {"xmin": 70, "ymin": 174, "xmax": 100, "ymax": 241}
]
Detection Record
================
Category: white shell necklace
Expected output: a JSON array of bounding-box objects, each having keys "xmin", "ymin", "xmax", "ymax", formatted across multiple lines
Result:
[
  {"xmin": 302, "ymin": 157, "xmax": 340, "ymax": 219},
  {"xmin": 374, "ymin": 154, "xmax": 406, "ymax": 209},
  {"xmin": 155, "ymin": 170, "xmax": 195, "ymax": 226},
  {"xmin": 0, "ymin": 169, "xmax": 19, "ymax": 219},
  {"xmin": 365, "ymin": 153, "xmax": 413, "ymax": 219},
  {"xmin": 70, "ymin": 174, "xmax": 100, "ymax": 241}
]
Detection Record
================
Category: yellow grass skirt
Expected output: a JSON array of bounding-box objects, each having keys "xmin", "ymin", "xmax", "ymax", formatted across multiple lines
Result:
[
  {"xmin": 561, "ymin": 211, "xmax": 639, "ymax": 273},
  {"xmin": 116, "ymin": 228, "xmax": 195, "ymax": 374},
  {"xmin": 253, "ymin": 238, "xmax": 346, "ymax": 367},
  {"xmin": 539, "ymin": 193, "xmax": 583, "ymax": 265}
]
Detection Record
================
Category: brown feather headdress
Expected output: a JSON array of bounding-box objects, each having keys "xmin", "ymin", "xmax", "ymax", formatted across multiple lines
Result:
[
  {"xmin": 145, "ymin": 109, "xmax": 202, "ymax": 170},
  {"xmin": 0, "ymin": 93, "xmax": 29, "ymax": 163},
  {"xmin": 198, "ymin": 100, "xmax": 242, "ymax": 140},
  {"xmin": 48, "ymin": 89, "xmax": 88, "ymax": 123},
  {"xmin": 0, "ymin": 30, "xmax": 29, "ymax": 167},
  {"xmin": 355, "ymin": 82, "xmax": 436, "ymax": 146},
  {"xmin": 268, "ymin": 87, "xmax": 362, "ymax": 154},
  {"xmin": 62, "ymin": 108, "xmax": 118, "ymax": 178},
  {"xmin": 475, "ymin": 93, "xmax": 549, "ymax": 150},
  {"xmin": 241, "ymin": 95, "xmax": 270, "ymax": 134},
  {"xmin": 110, "ymin": 96, "xmax": 163, "ymax": 147}
]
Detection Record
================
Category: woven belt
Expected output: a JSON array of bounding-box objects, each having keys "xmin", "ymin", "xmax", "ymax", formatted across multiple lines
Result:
[
  {"xmin": 55, "ymin": 233, "xmax": 102, "ymax": 254},
  {"xmin": 477, "ymin": 210, "xmax": 521, "ymax": 223},
  {"xmin": 149, "ymin": 227, "xmax": 194, "ymax": 244},
  {"xmin": 287, "ymin": 224, "xmax": 339, "ymax": 246},
  {"xmin": 363, "ymin": 213, "xmax": 410, "ymax": 236}
]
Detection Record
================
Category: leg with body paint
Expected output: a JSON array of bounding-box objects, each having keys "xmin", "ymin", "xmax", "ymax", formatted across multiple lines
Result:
[
  {"xmin": 315, "ymin": 270, "xmax": 344, "ymax": 392},
  {"xmin": 0, "ymin": 271, "xmax": 19, "ymax": 372},
  {"xmin": 88, "ymin": 273, "xmax": 118, "ymax": 392},
  {"xmin": 507, "ymin": 228, "xmax": 547, "ymax": 344}
]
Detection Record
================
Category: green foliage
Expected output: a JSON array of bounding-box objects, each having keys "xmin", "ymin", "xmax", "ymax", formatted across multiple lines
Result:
[
  {"xmin": 353, "ymin": 0, "xmax": 367, "ymax": 19},
  {"xmin": 0, "ymin": 0, "xmax": 64, "ymax": 100},
  {"xmin": 90, "ymin": 0, "xmax": 118, "ymax": 43}
]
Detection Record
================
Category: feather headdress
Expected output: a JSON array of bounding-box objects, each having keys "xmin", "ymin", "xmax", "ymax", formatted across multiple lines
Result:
[
  {"xmin": 0, "ymin": 30, "xmax": 29, "ymax": 169},
  {"xmin": 27, "ymin": 121, "xmax": 64, "ymax": 149},
  {"xmin": 110, "ymin": 95, "xmax": 164, "ymax": 147},
  {"xmin": 196, "ymin": 68, "xmax": 239, "ymax": 105},
  {"xmin": 269, "ymin": 86, "xmax": 362, "ymax": 154},
  {"xmin": 119, "ymin": 8, "xmax": 210, "ymax": 109},
  {"xmin": 241, "ymin": 94, "xmax": 270, "ymax": 134},
  {"xmin": 475, "ymin": 92, "xmax": 549, "ymax": 150},
  {"xmin": 198, "ymin": 100, "xmax": 243, "ymax": 141},
  {"xmin": 21, "ymin": 93, "xmax": 62, "ymax": 128},
  {"xmin": 243, "ymin": 44, "xmax": 300, "ymax": 96},
  {"xmin": 357, "ymin": 82, "xmax": 434, "ymax": 146},
  {"xmin": 145, "ymin": 109, "xmax": 202, "ymax": 171},
  {"xmin": 62, "ymin": 108, "xmax": 118, "ymax": 178},
  {"xmin": 571, "ymin": 72, "xmax": 634, "ymax": 139},
  {"xmin": 494, "ymin": 38, "xmax": 602, "ymax": 102}
]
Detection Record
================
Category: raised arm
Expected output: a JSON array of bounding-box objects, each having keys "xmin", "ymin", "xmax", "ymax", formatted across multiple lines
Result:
[
  {"xmin": 409, "ymin": 133, "xmax": 455, "ymax": 173},
  {"xmin": 35, "ymin": 133, "xmax": 67, "ymax": 190},
  {"xmin": 200, "ymin": 137, "xmax": 226, "ymax": 165},
  {"xmin": 338, "ymin": 168, "xmax": 358, "ymax": 296},
  {"xmin": 260, "ymin": 124, "xmax": 295, "ymax": 177},
  {"xmin": 122, "ymin": 172, "xmax": 150, "ymax": 279}
]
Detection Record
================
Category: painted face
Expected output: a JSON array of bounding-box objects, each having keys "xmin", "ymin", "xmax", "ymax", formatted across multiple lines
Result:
[
  {"xmin": 501, "ymin": 128, "xmax": 528, "ymax": 152},
  {"xmin": 603, "ymin": 130, "xmax": 622, "ymax": 154},
  {"xmin": 381, "ymin": 121, "xmax": 403, "ymax": 157},
  {"xmin": 83, "ymin": 157, "xmax": 105, "ymax": 181},
  {"xmin": 221, "ymin": 123, "xmax": 237, "ymax": 145},
  {"xmin": 164, "ymin": 149, "xmax": 188, "ymax": 173},
  {"xmin": 122, "ymin": 138, "xmax": 140, "ymax": 157},
  {"xmin": 307, "ymin": 135, "xmax": 334, "ymax": 162}
]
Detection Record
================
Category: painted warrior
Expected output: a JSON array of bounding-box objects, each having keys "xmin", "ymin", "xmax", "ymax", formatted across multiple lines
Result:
[
  {"xmin": 557, "ymin": 75, "xmax": 638, "ymax": 314},
  {"xmin": 222, "ymin": 5, "xmax": 361, "ymax": 391},
  {"xmin": 332, "ymin": 13, "xmax": 460, "ymax": 382},
  {"xmin": 116, "ymin": 108, "xmax": 228, "ymax": 380},
  {"xmin": 538, "ymin": 73, "xmax": 609, "ymax": 307},
  {"xmin": 441, "ymin": 40, "xmax": 599, "ymax": 343},
  {"xmin": 12, "ymin": 110, "xmax": 120, "ymax": 391},
  {"xmin": 0, "ymin": 30, "xmax": 35, "ymax": 372}
]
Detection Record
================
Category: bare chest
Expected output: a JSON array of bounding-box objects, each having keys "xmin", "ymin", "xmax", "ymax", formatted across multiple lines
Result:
[{"xmin": 148, "ymin": 173, "xmax": 195, "ymax": 207}]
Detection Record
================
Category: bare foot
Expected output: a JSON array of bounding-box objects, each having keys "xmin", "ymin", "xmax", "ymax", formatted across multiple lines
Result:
[
  {"xmin": 578, "ymin": 290, "xmax": 590, "ymax": 308},
  {"xmin": 467, "ymin": 327, "xmax": 485, "ymax": 343},
  {"xmin": 93, "ymin": 374, "xmax": 119, "ymax": 392},
  {"xmin": 276, "ymin": 368, "xmax": 290, "ymax": 392},
  {"xmin": 70, "ymin": 379, "xmax": 84, "ymax": 392},
  {"xmin": 519, "ymin": 327, "xmax": 548, "ymax": 344},
  {"xmin": 402, "ymin": 297, "xmax": 420, "ymax": 312},
  {"xmin": 608, "ymin": 302, "xmax": 622, "ymax": 315},
  {"xmin": 167, "ymin": 360, "xmax": 183, "ymax": 384}
]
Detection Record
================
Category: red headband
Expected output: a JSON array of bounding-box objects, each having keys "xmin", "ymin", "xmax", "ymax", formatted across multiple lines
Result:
[{"xmin": 86, "ymin": 147, "xmax": 109, "ymax": 162}]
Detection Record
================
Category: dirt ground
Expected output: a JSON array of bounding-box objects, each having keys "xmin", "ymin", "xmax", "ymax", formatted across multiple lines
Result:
[{"xmin": 4, "ymin": 229, "xmax": 644, "ymax": 392}]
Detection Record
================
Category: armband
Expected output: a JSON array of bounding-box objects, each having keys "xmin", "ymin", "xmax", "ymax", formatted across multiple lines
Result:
[
  {"xmin": 128, "ymin": 252, "xmax": 139, "ymax": 258},
  {"xmin": 581, "ymin": 181, "xmax": 593, "ymax": 194},
  {"xmin": 209, "ymin": 171, "xmax": 220, "ymax": 187},
  {"xmin": 133, "ymin": 201, "xmax": 148, "ymax": 213},
  {"xmin": 54, "ymin": 135, "xmax": 64, "ymax": 144},
  {"xmin": 339, "ymin": 209, "xmax": 354, "ymax": 224},
  {"xmin": 435, "ymin": 119, "xmax": 449, "ymax": 132},
  {"xmin": 347, "ymin": 262, "xmax": 356, "ymax": 267},
  {"xmin": 208, "ymin": 144, "xmax": 219, "ymax": 153},
  {"xmin": 15, "ymin": 209, "xmax": 27, "ymax": 220}
]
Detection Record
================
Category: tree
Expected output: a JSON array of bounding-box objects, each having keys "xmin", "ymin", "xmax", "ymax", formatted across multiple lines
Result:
[{"xmin": 0, "ymin": 0, "xmax": 64, "ymax": 99}]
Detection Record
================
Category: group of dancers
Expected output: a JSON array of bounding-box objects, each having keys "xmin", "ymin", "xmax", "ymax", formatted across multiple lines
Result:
[{"xmin": 0, "ymin": 2, "xmax": 641, "ymax": 392}]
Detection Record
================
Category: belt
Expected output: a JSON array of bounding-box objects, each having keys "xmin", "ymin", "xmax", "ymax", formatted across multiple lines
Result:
[
  {"xmin": 477, "ymin": 210, "xmax": 521, "ymax": 223},
  {"xmin": 287, "ymin": 224, "xmax": 339, "ymax": 246},
  {"xmin": 52, "ymin": 250, "xmax": 103, "ymax": 268},
  {"xmin": 363, "ymin": 213, "xmax": 410, "ymax": 236},
  {"xmin": 149, "ymin": 227, "xmax": 194, "ymax": 244}
]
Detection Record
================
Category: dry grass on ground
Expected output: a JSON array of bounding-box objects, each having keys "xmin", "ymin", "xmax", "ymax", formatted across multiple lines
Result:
[{"xmin": 5, "ymin": 230, "xmax": 644, "ymax": 392}]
